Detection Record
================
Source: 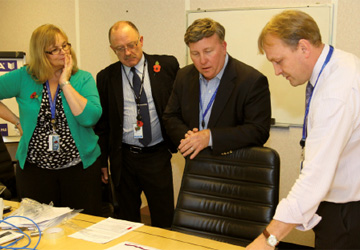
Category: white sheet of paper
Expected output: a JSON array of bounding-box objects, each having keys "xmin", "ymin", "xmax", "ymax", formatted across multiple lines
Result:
[
  {"xmin": 69, "ymin": 218, "xmax": 143, "ymax": 244},
  {"xmin": 105, "ymin": 241, "xmax": 160, "ymax": 250}
]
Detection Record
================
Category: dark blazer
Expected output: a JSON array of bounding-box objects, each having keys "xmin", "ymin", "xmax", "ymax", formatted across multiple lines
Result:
[
  {"xmin": 94, "ymin": 53, "xmax": 179, "ymax": 185},
  {"xmin": 163, "ymin": 55, "xmax": 271, "ymax": 155}
]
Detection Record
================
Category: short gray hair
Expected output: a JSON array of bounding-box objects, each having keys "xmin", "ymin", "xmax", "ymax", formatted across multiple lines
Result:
[{"xmin": 184, "ymin": 18, "xmax": 225, "ymax": 45}]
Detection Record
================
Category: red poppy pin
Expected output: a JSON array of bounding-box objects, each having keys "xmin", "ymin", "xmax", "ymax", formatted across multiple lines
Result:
[
  {"xmin": 153, "ymin": 61, "xmax": 161, "ymax": 73},
  {"xmin": 137, "ymin": 120, "xmax": 143, "ymax": 128},
  {"xmin": 30, "ymin": 92, "xmax": 38, "ymax": 99}
]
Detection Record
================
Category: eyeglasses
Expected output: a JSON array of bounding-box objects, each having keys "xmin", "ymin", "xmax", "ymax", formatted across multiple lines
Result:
[
  {"xmin": 45, "ymin": 43, "xmax": 71, "ymax": 55},
  {"xmin": 113, "ymin": 39, "xmax": 139, "ymax": 54}
]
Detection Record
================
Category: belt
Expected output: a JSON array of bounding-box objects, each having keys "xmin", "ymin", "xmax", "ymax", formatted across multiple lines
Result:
[{"xmin": 122, "ymin": 142, "xmax": 166, "ymax": 154}]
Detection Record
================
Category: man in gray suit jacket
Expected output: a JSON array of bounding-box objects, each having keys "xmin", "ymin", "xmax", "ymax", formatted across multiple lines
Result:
[
  {"xmin": 95, "ymin": 21, "xmax": 179, "ymax": 228},
  {"xmin": 163, "ymin": 18, "xmax": 271, "ymax": 159}
]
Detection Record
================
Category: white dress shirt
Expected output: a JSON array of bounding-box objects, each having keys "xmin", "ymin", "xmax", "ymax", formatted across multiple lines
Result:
[{"xmin": 274, "ymin": 45, "xmax": 360, "ymax": 230}]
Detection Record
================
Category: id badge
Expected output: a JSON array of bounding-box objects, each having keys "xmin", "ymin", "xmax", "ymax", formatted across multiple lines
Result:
[
  {"xmin": 49, "ymin": 133, "xmax": 60, "ymax": 151},
  {"xmin": 133, "ymin": 124, "xmax": 143, "ymax": 139}
]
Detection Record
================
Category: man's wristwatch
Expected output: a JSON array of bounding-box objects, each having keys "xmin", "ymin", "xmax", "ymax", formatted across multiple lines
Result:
[
  {"xmin": 263, "ymin": 228, "xmax": 279, "ymax": 247},
  {"xmin": 59, "ymin": 80, "xmax": 71, "ymax": 89}
]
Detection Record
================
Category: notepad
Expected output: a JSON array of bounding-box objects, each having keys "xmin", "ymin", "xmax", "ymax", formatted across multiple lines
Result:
[
  {"xmin": 105, "ymin": 241, "xmax": 160, "ymax": 250},
  {"xmin": 69, "ymin": 218, "xmax": 143, "ymax": 244}
]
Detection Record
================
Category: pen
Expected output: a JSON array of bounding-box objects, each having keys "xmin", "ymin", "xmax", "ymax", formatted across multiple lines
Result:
[{"xmin": 30, "ymin": 231, "xmax": 42, "ymax": 237}]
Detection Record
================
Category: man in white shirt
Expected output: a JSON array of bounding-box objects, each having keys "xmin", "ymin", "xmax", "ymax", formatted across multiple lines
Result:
[{"xmin": 247, "ymin": 10, "xmax": 360, "ymax": 250}]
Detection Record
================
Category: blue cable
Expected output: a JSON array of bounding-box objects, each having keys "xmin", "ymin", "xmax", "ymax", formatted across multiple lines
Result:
[
  {"xmin": 0, "ymin": 220, "xmax": 30, "ymax": 249},
  {"xmin": 0, "ymin": 215, "xmax": 42, "ymax": 250}
]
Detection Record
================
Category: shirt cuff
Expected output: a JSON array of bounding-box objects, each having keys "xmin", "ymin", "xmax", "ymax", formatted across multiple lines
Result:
[
  {"xmin": 274, "ymin": 198, "xmax": 322, "ymax": 231},
  {"xmin": 208, "ymin": 129, "xmax": 213, "ymax": 147}
]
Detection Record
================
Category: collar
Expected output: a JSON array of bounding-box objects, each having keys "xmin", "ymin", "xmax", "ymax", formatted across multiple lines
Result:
[
  {"xmin": 199, "ymin": 53, "xmax": 229, "ymax": 82},
  {"xmin": 123, "ymin": 53, "xmax": 145, "ymax": 76},
  {"xmin": 309, "ymin": 44, "xmax": 330, "ymax": 87}
]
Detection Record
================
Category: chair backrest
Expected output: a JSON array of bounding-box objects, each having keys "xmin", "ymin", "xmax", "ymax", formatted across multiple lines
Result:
[{"xmin": 172, "ymin": 146, "xmax": 280, "ymax": 247}]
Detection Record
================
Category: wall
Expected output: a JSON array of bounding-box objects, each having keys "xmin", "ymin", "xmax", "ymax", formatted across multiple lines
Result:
[
  {"xmin": 187, "ymin": 6, "xmax": 333, "ymax": 125},
  {"xmin": 1, "ymin": 0, "xmax": 360, "ymax": 247}
]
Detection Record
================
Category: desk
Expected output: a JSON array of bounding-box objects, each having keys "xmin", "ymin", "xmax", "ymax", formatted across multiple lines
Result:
[
  {"xmin": 2, "ymin": 136, "xmax": 20, "ymax": 162},
  {"xmin": 3, "ymin": 201, "xmax": 244, "ymax": 250},
  {"xmin": 2, "ymin": 136, "xmax": 21, "ymax": 144}
]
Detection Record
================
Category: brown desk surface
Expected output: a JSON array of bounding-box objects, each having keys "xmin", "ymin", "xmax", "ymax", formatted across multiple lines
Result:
[{"xmin": 3, "ymin": 200, "xmax": 244, "ymax": 250}]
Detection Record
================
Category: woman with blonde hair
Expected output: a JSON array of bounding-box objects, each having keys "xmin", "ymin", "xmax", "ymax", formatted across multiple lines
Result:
[{"xmin": 0, "ymin": 24, "xmax": 102, "ymax": 215}]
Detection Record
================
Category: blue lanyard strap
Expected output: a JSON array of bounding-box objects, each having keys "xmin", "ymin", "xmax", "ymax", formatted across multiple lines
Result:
[
  {"xmin": 300, "ymin": 45, "xmax": 334, "ymax": 148},
  {"xmin": 199, "ymin": 83, "xmax": 219, "ymax": 128},
  {"xmin": 123, "ymin": 59, "xmax": 147, "ymax": 100},
  {"xmin": 46, "ymin": 81, "xmax": 60, "ymax": 120}
]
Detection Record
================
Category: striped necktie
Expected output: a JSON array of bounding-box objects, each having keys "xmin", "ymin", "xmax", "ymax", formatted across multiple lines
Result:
[{"xmin": 305, "ymin": 81, "xmax": 314, "ymax": 108}]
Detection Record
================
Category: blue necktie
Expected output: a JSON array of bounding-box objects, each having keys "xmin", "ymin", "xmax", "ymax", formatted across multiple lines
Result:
[
  {"xmin": 131, "ymin": 67, "xmax": 152, "ymax": 146},
  {"xmin": 303, "ymin": 81, "xmax": 314, "ymax": 146},
  {"xmin": 305, "ymin": 81, "xmax": 314, "ymax": 108}
]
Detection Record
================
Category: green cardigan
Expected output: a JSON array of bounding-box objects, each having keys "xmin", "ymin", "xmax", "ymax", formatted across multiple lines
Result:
[{"xmin": 0, "ymin": 66, "xmax": 102, "ymax": 169}]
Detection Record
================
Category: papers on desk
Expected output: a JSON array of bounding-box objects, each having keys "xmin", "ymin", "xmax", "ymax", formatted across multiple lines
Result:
[
  {"xmin": 106, "ymin": 241, "xmax": 160, "ymax": 250},
  {"xmin": 69, "ymin": 218, "xmax": 143, "ymax": 244},
  {"xmin": 1, "ymin": 207, "xmax": 74, "ymax": 231},
  {"xmin": 0, "ymin": 198, "xmax": 77, "ymax": 231}
]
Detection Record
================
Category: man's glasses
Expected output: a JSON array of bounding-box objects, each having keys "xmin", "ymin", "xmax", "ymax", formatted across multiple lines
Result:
[
  {"xmin": 113, "ymin": 39, "xmax": 139, "ymax": 54},
  {"xmin": 45, "ymin": 43, "xmax": 71, "ymax": 55}
]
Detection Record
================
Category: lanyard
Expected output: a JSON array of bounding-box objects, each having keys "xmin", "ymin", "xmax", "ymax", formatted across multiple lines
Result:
[
  {"xmin": 123, "ymin": 59, "xmax": 147, "ymax": 103},
  {"xmin": 300, "ymin": 45, "xmax": 334, "ymax": 148},
  {"xmin": 199, "ymin": 83, "xmax": 219, "ymax": 128},
  {"xmin": 46, "ymin": 81, "xmax": 59, "ymax": 120}
]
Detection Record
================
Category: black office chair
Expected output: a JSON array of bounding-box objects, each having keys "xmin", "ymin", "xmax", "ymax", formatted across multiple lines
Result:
[
  {"xmin": 172, "ymin": 146, "xmax": 280, "ymax": 247},
  {"xmin": 0, "ymin": 134, "xmax": 17, "ymax": 200}
]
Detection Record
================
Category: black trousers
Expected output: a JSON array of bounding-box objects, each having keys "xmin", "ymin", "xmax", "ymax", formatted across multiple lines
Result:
[
  {"xmin": 116, "ymin": 143, "xmax": 174, "ymax": 228},
  {"xmin": 313, "ymin": 200, "xmax": 360, "ymax": 249},
  {"xmin": 16, "ymin": 159, "xmax": 102, "ymax": 216}
]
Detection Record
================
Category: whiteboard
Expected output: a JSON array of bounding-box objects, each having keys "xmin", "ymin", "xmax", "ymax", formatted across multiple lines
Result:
[{"xmin": 187, "ymin": 5, "xmax": 334, "ymax": 125}]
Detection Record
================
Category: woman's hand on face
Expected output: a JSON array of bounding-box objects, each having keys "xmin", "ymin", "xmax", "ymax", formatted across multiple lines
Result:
[{"xmin": 59, "ymin": 53, "xmax": 73, "ymax": 84}]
